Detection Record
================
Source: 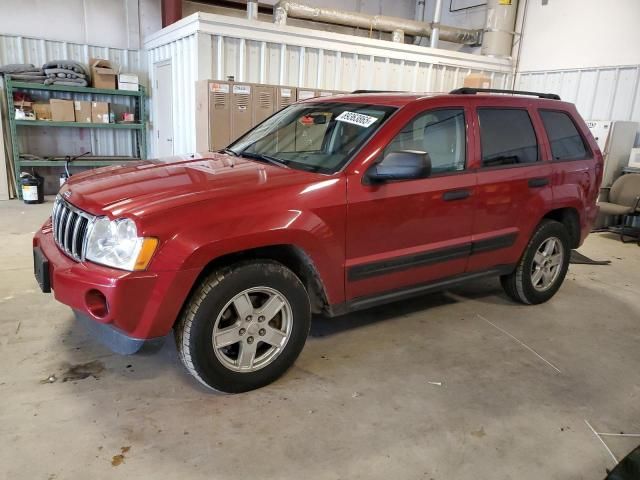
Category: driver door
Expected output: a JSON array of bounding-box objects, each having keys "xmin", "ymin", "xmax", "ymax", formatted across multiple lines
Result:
[{"xmin": 345, "ymin": 107, "xmax": 477, "ymax": 300}]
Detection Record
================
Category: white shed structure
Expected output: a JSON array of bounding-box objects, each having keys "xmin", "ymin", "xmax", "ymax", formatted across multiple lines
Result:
[{"xmin": 144, "ymin": 12, "xmax": 513, "ymax": 157}]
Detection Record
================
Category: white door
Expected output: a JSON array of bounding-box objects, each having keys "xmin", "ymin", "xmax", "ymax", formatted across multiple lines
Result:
[{"xmin": 154, "ymin": 61, "xmax": 174, "ymax": 157}]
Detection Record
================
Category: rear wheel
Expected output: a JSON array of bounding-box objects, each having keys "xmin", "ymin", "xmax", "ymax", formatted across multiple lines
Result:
[
  {"xmin": 175, "ymin": 261, "xmax": 311, "ymax": 393},
  {"xmin": 501, "ymin": 220, "xmax": 570, "ymax": 305}
]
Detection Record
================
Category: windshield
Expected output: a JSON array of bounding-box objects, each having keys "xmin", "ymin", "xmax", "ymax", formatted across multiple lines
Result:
[{"xmin": 228, "ymin": 102, "xmax": 396, "ymax": 173}]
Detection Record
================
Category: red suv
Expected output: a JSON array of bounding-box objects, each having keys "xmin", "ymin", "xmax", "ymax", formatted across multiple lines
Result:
[{"xmin": 33, "ymin": 88, "xmax": 603, "ymax": 392}]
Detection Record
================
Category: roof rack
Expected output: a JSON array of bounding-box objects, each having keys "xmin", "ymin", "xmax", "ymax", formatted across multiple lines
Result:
[
  {"xmin": 449, "ymin": 87, "xmax": 561, "ymax": 100},
  {"xmin": 351, "ymin": 89, "xmax": 403, "ymax": 94}
]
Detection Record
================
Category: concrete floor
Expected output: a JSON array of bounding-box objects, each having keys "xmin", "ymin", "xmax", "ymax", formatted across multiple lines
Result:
[{"xmin": 1, "ymin": 197, "xmax": 639, "ymax": 480}]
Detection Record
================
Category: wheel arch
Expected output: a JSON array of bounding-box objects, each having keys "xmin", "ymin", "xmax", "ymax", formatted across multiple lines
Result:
[
  {"xmin": 178, "ymin": 244, "xmax": 331, "ymax": 323},
  {"xmin": 542, "ymin": 207, "xmax": 581, "ymax": 248}
]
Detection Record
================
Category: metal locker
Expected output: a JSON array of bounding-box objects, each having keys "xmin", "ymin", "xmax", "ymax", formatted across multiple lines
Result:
[
  {"xmin": 231, "ymin": 83, "xmax": 253, "ymax": 141},
  {"xmin": 252, "ymin": 84, "xmax": 276, "ymax": 125},
  {"xmin": 195, "ymin": 80, "xmax": 232, "ymax": 152},
  {"xmin": 297, "ymin": 89, "xmax": 319, "ymax": 101},
  {"xmin": 210, "ymin": 82, "xmax": 233, "ymax": 150},
  {"xmin": 275, "ymin": 86, "xmax": 297, "ymax": 111}
]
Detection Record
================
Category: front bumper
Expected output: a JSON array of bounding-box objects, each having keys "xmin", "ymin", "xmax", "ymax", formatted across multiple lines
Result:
[
  {"xmin": 34, "ymin": 220, "xmax": 200, "ymax": 349},
  {"xmin": 74, "ymin": 310, "xmax": 165, "ymax": 354}
]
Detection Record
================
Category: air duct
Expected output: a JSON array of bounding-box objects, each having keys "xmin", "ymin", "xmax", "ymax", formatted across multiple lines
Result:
[
  {"xmin": 273, "ymin": 1, "xmax": 482, "ymax": 46},
  {"xmin": 481, "ymin": 0, "xmax": 518, "ymax": 58}
]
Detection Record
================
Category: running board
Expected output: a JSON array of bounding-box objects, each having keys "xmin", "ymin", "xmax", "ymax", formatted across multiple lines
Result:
[{"xmin": 328, "ymin": 265, "xmax": 514, "ymax": 317}]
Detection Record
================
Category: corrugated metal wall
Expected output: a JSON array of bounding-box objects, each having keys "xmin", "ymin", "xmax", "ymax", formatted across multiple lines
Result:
[
  {"xmin": 211, "ymin": 37, "xmax": 511, "ymax": 92},
  {"xmin": 145, "ymin": 14, "xmax": 513, "ymax": 157},
  {"xmin": 0, "ymin": 34, "xmax": 147, "ymax": 157},
  {"xmin": 517, "ymin": 65, "xmax": 640, "ymax": 122}
]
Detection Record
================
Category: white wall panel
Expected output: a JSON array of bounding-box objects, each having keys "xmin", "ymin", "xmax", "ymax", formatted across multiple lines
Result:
[
  {"xmin": 147, "ymin": 34, "xmax": 198, "ymax": 157},
  {"xmin": 0, "ymin": 34, "xmax": 147, "ymax": 158},
  {"xmin": 518, "ymin": 65, "xmax": 640, "ymax": 122}
]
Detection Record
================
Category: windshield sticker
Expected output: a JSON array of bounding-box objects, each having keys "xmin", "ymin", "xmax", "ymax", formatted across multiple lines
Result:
[{"xmin": 335, "ymin": 111, "xmax": 379, "ymax": 128}]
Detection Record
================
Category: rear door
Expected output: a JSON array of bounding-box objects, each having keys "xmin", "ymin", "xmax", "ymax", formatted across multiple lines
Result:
[
  {"xmin": 536, "ymin": 107, "xmax": 601, "ymax": 242},
  {"xmin": 345, "ymin": 104, "xmax": 476, "ymax": 300},
  {"xmin": 467, "ymin": 100, "xmax": 553, "ymax": 273}
]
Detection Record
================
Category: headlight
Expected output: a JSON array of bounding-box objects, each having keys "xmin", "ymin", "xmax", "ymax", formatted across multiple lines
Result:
[{"xmin": 85, "ymin": 217, "xmax": 158, "ymax": 271}]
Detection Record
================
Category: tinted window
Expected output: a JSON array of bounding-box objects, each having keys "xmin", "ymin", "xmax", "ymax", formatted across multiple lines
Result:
[
  {"xmin": 383, "ymin": 109, "xmax": 466, "ymax": 173},
  {"xmin": 478, "ymin": 109, "xmax": 538, "ymax": 167},
  {"xmin": 540, "ymin": 110, "xmax": 589, "ymax": 160}
]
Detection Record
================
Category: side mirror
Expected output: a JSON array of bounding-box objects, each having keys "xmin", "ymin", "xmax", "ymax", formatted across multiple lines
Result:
[{"xmin": 366, "ymin": 150, "xmax": 432, "ymax": 183}]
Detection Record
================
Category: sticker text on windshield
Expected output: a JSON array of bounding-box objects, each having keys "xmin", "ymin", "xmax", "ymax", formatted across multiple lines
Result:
[{"xmin": 335, "ymin": 111, "xmax": 379, "ymax": 128}]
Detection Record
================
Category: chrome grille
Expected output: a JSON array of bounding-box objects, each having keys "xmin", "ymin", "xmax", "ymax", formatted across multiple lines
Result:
[{"xmin": 51, "ymin": 196, "xmax": 95, "ymax": 261}]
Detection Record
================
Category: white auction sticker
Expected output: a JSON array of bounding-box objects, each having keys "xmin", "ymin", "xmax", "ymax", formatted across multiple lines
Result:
[{"xmin": 335, "ymin": 111, "xmax": 379, "ymax": 128}]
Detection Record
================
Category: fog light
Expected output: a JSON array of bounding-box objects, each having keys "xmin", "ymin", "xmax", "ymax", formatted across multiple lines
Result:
[{"xmin": 85, "ymin": 289, "xmax": 108, "ymax": 319}]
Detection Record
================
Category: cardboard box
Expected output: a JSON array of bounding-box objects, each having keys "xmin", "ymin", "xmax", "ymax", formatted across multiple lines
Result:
[
  {"xmin": 118, "ymin": 82, "xmax": 139, "ymax": 92},
  {"xmin": 463, "ymin": 73, "xmax": 491, "ymax": 89},
  {"xmin": 118, "ymin": 73, "xmax": 139, "ymax": 91},
  {"xmin": 91, "ymin": 101, "xmax": 110, "ymax": 124},
  {"xmin": 33, "ymin": 103, "xmax": 51, "ymax": 120},
  {"xmin": 50, "ymin": 99, "xmax": 75, "ymax": 122},
  {"xmin": 118, "ymin": 73, "xmax": 138, "ymax": 84},
  {"xmin": 74, "ymin": 101, "xmax": 92, "ymax": 123},
  {"xmin": 90, "ymin": 58, "xmax": 117, "ymax": 89}
]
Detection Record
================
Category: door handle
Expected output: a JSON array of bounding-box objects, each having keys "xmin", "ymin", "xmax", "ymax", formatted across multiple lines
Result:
[
  {"xmin": 528, "ymin": 177, "xmax": 550, "ymax": 188},
  {"xmin": 442, "ymin": 189, "xmax": 471, "ymax": 201}
]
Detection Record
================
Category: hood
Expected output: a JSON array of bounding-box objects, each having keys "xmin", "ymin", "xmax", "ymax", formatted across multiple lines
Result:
[{"xmin": 60, "ymin": 152, "xmax": 322, "ymax": 218}]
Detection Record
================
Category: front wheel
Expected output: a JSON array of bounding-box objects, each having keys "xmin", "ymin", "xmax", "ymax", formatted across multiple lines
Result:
[
  {"xmin": 175, "ymin": 261, "xmax": 311, "ymax": 393},
  {"xmin": 501, "ymin": 220, "xmax": 571, "ymax": 305}
]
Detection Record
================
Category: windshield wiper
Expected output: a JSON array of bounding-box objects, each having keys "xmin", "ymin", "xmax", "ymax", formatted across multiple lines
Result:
[
  {"xmin": 240, "ymin": 151, "xmax": 289, "ymax": 168},
  {"xmin": 219, "ymin": 147, "xmax": 238, "ymax": 156}
]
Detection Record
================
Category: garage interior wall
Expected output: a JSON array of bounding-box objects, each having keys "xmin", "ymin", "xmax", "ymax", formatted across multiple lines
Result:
[
  {"xmin": 0, "ymin": 0, "xmax": 161, "ymax": 50},
  {"xmin": 515, "ymin": 0, "xmax": 640, "ymax": 124},
  {"xmin": 0, "ymin": 0, "xmax": 157, "ymax": 192},
  {"xmin": 0, "ymin": 34, "xmax": 147, "ymax": 159}
]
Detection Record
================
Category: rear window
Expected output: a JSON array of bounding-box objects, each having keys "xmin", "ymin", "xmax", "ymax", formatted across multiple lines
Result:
[
  {"xmin": 478, "ymin": 109, "xmax": 538, "ymax": 167},
  {"xmin": 539, "ymin": 110, "xmax": 589, "ymax": 160}
]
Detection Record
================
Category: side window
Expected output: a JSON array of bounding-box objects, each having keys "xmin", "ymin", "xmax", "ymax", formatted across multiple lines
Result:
[
  {"xmin": 539, "ymin": 110, "xmax": 589, "ymax": 160},
  {"xmin": 478, "ymin": 109, "xmax": 538, "ymax": 167},
  {"xmin": 383, "ymin": 109, "xmax": 466, "ymax": 173}
]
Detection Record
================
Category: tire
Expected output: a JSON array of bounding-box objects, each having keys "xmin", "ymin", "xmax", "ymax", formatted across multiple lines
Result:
[
  {"xmin": 500, "ymin": 219, "xmax": 571, "ymax": 305},
  {"xmin": 175, "ymin": 261, "xmax": 311, "ymax": 393}
]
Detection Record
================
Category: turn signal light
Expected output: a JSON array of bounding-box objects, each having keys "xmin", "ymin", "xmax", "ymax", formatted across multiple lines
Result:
[{"xmin": 134, "ymin": 238, "xmax": 159, "ymax": 271}]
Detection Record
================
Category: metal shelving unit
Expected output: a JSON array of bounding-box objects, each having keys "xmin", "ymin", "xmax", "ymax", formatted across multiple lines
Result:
[{"xmin": 4, "ymin": 78, "xmax": 147, "ymax": 197}]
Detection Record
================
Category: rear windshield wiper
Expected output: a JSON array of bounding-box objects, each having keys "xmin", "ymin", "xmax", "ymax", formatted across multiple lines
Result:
[{"xmin": 240, "ymin": 151, "xmax": 289, "ymax": 168}]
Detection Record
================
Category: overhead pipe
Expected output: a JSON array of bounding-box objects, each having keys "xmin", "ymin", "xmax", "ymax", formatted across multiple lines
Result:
[
  {"xmin": 430, "ymin": 0, "xmax": 443, "ymax": 48},
  {"xmin": 273, "ymin": 1, "xmax": 483, "ymax": 46},
  {"xmin": 481, "ymin": 0, "xmax": 518, "ymax": 58}
]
